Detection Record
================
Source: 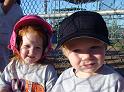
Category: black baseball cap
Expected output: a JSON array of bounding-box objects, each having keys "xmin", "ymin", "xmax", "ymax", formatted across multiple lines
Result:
[{"xmin": 56, "ymin": 11, "xmax": 110, "ymax": 49}]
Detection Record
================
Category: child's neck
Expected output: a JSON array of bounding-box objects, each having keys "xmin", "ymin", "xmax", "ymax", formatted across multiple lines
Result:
[{"xmin": 74, "ymin": 69, "xmax": 97, "ymax": 78}]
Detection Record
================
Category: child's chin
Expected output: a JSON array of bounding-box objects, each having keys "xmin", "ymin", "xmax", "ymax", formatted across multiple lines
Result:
[
  {"xmin": 24, "ymin": 60, "xmax": 37, "ymax": 64},
  {"xmin": 79, "ymin": 68, "xmax": 96, "ymax": 74}
]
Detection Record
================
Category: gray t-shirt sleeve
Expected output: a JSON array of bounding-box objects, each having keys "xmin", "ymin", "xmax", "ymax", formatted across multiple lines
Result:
[
  {"xmin": 0, "ymin": 63, "xmax": 12, "ymax": 91},
  {"xmin": 51, "ymin": 68, "xmax": 72, "ymax": 92},
  {"xmin": 45, "ymin": 64, "xmax": 58, "ymax": 92},
  {"xmin": 111, "ymin": 73, "xmax": 124, "ymax": 92}
]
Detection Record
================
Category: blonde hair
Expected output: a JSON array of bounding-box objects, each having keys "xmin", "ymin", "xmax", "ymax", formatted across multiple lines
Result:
[{"xmin": 61, "ymin": 43, "xmax": 70, "ymax": 57}]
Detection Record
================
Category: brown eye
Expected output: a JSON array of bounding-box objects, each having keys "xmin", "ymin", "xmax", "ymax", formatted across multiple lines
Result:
[
  {"xmin": 22, "ymin": 45, "xmax": 30, "ymax": 49},
  {"xmin": 90, "ymin": 46, "xmax": 103, "ymax": 50},
  {"xmin": 36, "ymin": 46, "xmax": 42, "ymax": 50},
  {"xmin": 73, "ymin": 49, "xmax": 81, "ymax": 53},
  {"xmin": 89, "ymin": 45, "xmax": 104, "ymax": 54}
]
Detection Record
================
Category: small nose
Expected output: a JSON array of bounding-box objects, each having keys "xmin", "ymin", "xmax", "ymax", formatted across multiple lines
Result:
[
  {"xmin": 81, "ymin": 53, "xmax": 90, "ymax": 59},
  {"xmin": 29, "ymin": 47, "xmax": 35, "ymax": 55},
  {"xmin": 80, "ymin": 51, "xmax": 92, "ymax": 60}
]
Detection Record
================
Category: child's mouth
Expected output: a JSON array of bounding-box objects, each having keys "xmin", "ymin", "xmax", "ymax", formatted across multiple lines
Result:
[{"xmin": 84, "ymin": 63, "xmax": 95, "ymax": 68}]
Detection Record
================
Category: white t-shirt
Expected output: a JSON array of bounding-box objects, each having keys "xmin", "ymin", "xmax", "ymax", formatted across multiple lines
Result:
[
  {"xmin": 52, "ymin": 65, "xmax": 124, "ymax": 92},
  {"xmin": 0, "ymin": 59, "xmax": 58, "ymax": 92}
]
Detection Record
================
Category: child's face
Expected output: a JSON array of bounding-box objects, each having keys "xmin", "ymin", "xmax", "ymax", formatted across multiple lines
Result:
[
  {"xmin": 63, "ymin": 37, "xmax": 106, "ymax": 75},
  {"xmin": 20, "ymin": 32, "xmax": 43, "ymax": 64}
]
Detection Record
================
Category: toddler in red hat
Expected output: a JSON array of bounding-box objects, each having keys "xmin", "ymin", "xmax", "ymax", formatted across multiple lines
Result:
[{"xmin": 0, "ymin": 15, "xmax": 57, "ymax": 92}]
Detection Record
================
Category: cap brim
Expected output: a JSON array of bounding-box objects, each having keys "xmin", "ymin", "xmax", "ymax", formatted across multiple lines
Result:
[{"xmin": 55, "ymin": 33, "xmax": 110, "ymax": 50}]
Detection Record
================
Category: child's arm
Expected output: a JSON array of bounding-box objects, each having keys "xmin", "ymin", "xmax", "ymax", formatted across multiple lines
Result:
[
  {"xmin": 45, "ymin": 65, "xmax": 58, "ymax": 92},
  {"xmin": 0, "ymin": 65, "xmax": 13, "ymax": 92},
  {"xmin": 116, "ymin": 76, "xmax": 124, "ymax": 92}
]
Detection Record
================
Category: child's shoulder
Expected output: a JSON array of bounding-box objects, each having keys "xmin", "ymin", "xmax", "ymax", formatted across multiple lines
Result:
[
  {"xmin": 44, "ymin": 64, "xmax": 56, "ymax": 71},
  {"xmin": 102, "ymin": 65, "xmax": 119, "ymax": 74},
  {"xmin": 37, "ymin": 63, "xmax": 54, "ymax": 68},
  {"xmin": 100, "ymin": 65, "xmax": 123, "ymax": 79},
  {"xmin": 6, "ymin": 58, "xmax": 18, "ymax": 67},
  {"xmin": 32, "ymin": 64, "xmax": 56, "ymax": 73},
  {"xmin": 59, "ymin": 67, "xmax": 74, "ymax": 78}
]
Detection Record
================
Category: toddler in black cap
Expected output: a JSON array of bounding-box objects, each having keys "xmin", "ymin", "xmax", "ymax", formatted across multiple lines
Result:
[{"xmin": 52, "ymin": 11, "xmax": 124, "ymax": 92}]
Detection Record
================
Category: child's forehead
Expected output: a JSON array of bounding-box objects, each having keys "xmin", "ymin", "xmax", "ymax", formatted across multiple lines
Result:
[
  {"xmin": 19, "ymin": 26, "xmax": 44, "ymax": 36},
  {"xmin": 22, "ymin": 33, "xmax": 43, "ymax": 45},
  {"xmin": 23, "ymin": 31, "xmax": 43, "ymax": 40}
]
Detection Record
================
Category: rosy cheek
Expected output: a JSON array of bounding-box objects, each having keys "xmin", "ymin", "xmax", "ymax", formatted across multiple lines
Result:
[
  {"xmin": 68, "ymin": 53, "xmax": 80, "ymax": 62},
  {"xmin": 20, "ymin": 49, "xmax": 26, "ymax": 57}
]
